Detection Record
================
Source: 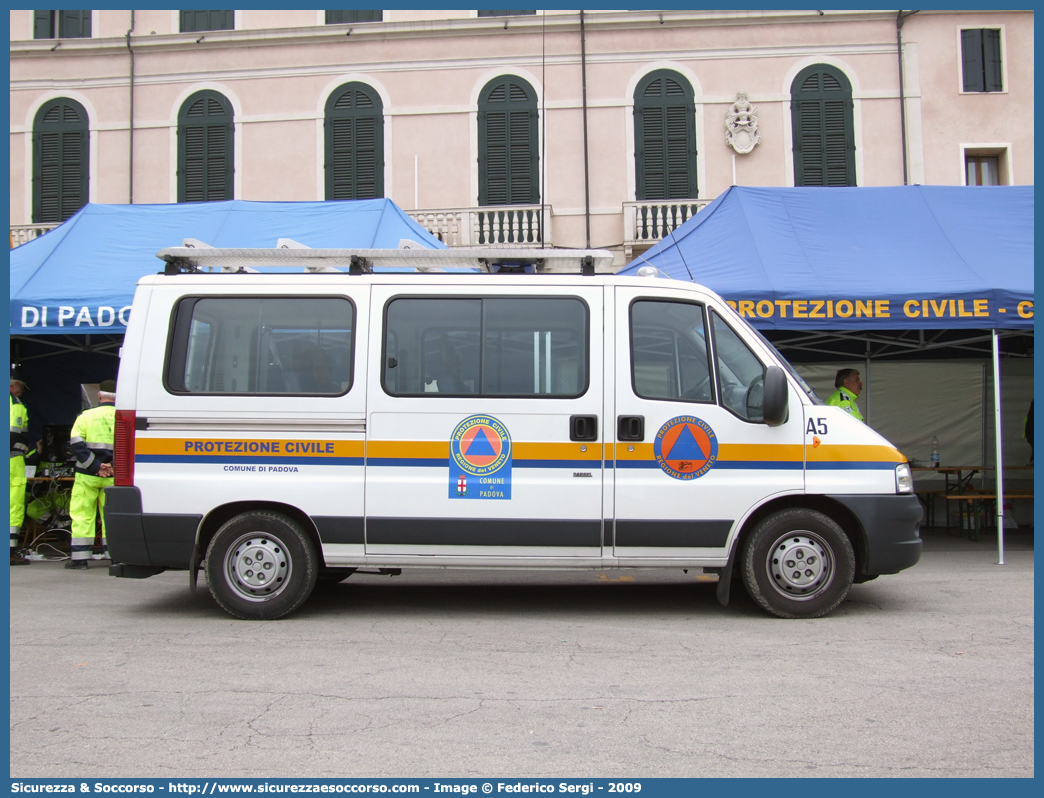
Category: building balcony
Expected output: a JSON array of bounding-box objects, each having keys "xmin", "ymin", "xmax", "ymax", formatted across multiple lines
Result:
[
  {"xmin": 623, "ymin": 199, "xmax": 711, "ymax": 254},
  {"xmin": 406, "ymin": 204, "xmax": 551, "ymax": 248},
  {"xmin": 10, "ymin": 223, "xmax": 59, "ymax": 248}
]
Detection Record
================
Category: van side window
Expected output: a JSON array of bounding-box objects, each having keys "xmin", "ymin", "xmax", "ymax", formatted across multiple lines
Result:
[
  {"xmin": 710, "ymin": 310, "xmax": 767, "ymax": 421},
  {"xmin": 630, "ymin": 299, "xmax": 714, "ymax": 403},
  {"xmin": 166, "ymin": 297, "xmax": 354, "ymax": 395},
  {"xmin": 383, "ymin": 297, "xmax": 588, "ymax": 397}
]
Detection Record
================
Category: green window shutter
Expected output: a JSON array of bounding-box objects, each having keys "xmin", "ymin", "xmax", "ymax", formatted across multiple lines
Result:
[
  {"xmin": 178, "ymin": 91, "xmax": 233, "ymax": 202},
  {"xmin": 180, "ymin": 10, "xmax": 233, "ymax": 33},
  {"xmin": 634, "ymin": 70, "xmax": 696, "ymax": 201},
  {"xmin": 983, "ymin": 29, "xmax": 1003, "ymax": 91},
  {"xmin": 791, "ymin": 65, "xmax": 855, "ymax": 187},
  {"xmin": 478, "ymin": 77, "xmax": 538, "ymax": 206},
  {"xmin": 33, "ymin": 10, "xmax": 54, "ymax": 39},
  {"xmin": 58, "ymin": 11, "xmax": 91, "ymax": 38},
  {"xmin": 324, "ymin": 83, "xmax": 384, "ymax": 200},
  {"xmin": 325, "ymin": 11, "xmax": 382, "ymax": 24},
  {"xmin": 961, "ymin": 29, "xmax": 985, "ymax": 92},
  {"xmin": 32, "ymin": 99, "xmax": 89, "ymax": 223}
]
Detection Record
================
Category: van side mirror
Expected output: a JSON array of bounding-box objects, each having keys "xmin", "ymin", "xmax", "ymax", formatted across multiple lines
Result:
[{"xmin": 763, "ymin": 366, "xmax": 789, "ymax": 426}]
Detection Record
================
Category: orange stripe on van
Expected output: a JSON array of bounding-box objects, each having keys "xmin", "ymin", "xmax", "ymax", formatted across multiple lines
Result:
[
  {"xmin": 807, "ymin": 444, "xmax": 904, "ymax": 463},
  {"xmin": 718, "ymin": 443, "xmax": 804, "ymax": 462},
  {"xmin": 136, "ymin": 437, "xmax": 364, "ymax": 458}
]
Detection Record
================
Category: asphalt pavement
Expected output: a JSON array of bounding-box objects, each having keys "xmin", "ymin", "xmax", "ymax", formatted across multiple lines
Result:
[{"xmin": 8, "ymin": 528, "xmax": 1034, "ymax": 778}]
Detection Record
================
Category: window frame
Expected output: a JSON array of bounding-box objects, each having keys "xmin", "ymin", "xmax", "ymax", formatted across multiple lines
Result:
[
  {"xmin": 324, "ymin": 82, "xmax": 385, "ymax": 201},
  {"xmin": 34, "ymin": 10, "xmax": 92, "ymax": 39},
  {"xmin": 381, "ymin": 293, "xmax": 591, "ymax": 399},
  {"xmin": 628, "ymin": 297, "xmax": 716, "ymax": 405},
  {"xmin": 177, "ymin": 89, "xmax": 234, "ymax": 203},
  {"xmin": 163, "ymin": 294, "xmax": 357, "ymax": 397},
  {"xmin": 325, "ymin": 11, "xmax": 382, "ymax": 24},
  {"xmin": 32, "ymin": 97, "xmax": 90, "ymax": 224},
  {"xmin": 959, "ymin": 26, "xmax": 1005, "ymax": 93},
  {"xmin": 790, "ymin": 63, "xmax": 857, "ymax": 187},
  {"xmin": 477, "ymin": 75, "xmax": 540, "ymax": 207},
  {"xmin": 960, "ymin": 143, "xmax": 1012, "ymax": 186},
  {"xmin": 633, "ymin": 69, "xmax": 698, "ymax": 201},
  {"xmin": 179, "ymin": 10, "xmax": 234, "ymax": 33}
]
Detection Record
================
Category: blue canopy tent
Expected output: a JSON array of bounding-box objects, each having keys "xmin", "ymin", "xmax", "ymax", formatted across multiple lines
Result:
[
  {"xmin": 9, "ymin": 198, "xmax": 444, "ymax": 434},
  {"xmin": 621, "ymin": 185, "xmax": 1033, "ymax": 333},
  {"xmin": 621, "ymin": 185, "xmax": 1034, "ymax": 561},
  {"xmin": 11, "ymin": 198, "xmax": 444, "ymax": 338}
]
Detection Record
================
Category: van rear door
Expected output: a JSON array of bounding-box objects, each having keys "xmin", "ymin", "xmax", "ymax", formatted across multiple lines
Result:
[{"xmin": 364, "ymin": 283, "xmax": 605, "ymax": 560}]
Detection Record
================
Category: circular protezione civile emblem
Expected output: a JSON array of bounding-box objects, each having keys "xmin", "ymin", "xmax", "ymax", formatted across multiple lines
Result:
[
  {"xmin": 653, "ymin": 416, "xmax": 718, "ymax": 480},
  {"xmin": 450, "ymin": 415, "xmax": 512, "ymax": 476}
]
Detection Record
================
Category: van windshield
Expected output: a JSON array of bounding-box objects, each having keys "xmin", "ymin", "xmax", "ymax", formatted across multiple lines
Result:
[
  {"xmin": 717, "ymin": 301, "xmax": 824, "ymax": 405},
  {"xmin": 749, "ymin": 326, "xmax": 824, "ymax": 405}
]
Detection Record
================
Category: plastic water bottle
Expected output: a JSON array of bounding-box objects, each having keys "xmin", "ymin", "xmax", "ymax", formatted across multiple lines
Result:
[{"xmin": 931, "ymin": 436, "xmax": 940, "ymax": 468}]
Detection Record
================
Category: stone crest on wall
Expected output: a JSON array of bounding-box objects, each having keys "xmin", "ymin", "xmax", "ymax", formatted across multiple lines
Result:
[{"xmin": 725, "ymin": 91, "xmax": 760, "ymax": 154}]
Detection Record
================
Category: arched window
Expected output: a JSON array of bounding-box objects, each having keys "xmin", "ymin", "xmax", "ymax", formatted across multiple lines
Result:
[
  {"xmin": 634, "ymin": 70, "xmax": 697, "ymax": 200},
  {"xmin": 177, "ymin": 90, "xmax": 234, "ymax": 203},
  {"xmin": 325, "ymin": 83, "xmax": 384, "ymax": 200},
  {"xmin": 478, "ymin": 76, "xmax": 539, "ymax": 206},
  {"xmin": 791, "ymin": 65, "xmax": 856, "ymax": 186},
  {"xmin": 32, "ymin": 98, "xmax": 89, "ymax": 223}
]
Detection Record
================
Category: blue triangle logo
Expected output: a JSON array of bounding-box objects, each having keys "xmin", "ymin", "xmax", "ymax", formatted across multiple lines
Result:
[
  {"xmin": 665, "ymin": 425, "xmax": 707, "ymax": 462},
  {"xmin": 465, "ymin": 427, "xmax": 497, "ymax": 457}
]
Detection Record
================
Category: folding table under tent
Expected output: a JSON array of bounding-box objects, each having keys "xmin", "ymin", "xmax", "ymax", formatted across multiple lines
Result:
[
  {"xmin": 9, "ymin": 198, "xmax": 445, "ymax": 432},
  {"xmin": 620, "ymin": 185, "xmax": 1034, "ymax": 563}
]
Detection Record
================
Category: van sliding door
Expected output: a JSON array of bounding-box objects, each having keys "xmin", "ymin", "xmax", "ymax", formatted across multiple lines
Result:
[{"xmin": 364, "ymin": 285, "xmax": 605, "ymax": 562}]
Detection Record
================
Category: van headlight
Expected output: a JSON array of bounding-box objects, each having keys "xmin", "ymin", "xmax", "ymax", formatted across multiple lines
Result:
[{"xmin": 895, "ymin": 463, "xmax": 913, "ymax": 494}]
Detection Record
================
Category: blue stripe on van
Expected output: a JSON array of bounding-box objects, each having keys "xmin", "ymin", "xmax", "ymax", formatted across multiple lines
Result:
[
  {"xmin": 367, "ymin": 458, "xmax": 598, "ymax": 469},
  {"xmin": 713, "ymin": 461, "xmax": 804, "ymax": 470},
  {"xmin": 609, "ymin": 460, "xmax": 888, "ymax": 471},
  {"xmin": 806, "ymin": 461, "xmax": 897, "ymax": 471},
  {"xmin": 514, "ymin": 459, "xmax": 598, "ymax": 469},
  {"xmin": 367, "ymin": 457, "xmax": 444, "ymax": 468}
]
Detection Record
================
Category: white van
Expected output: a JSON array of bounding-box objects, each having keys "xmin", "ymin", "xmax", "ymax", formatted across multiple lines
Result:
[{"xmin": 106, "ymin": 245, "xmax": 922, "ymax": 620}]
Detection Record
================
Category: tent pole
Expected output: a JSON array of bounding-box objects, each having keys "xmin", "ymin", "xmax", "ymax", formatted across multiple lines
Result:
[
  {"xmin": 864, "ymin": 347, "xmax": 871, "ymax": 424},
  {"xmin": 992, "ymin": 329, "xmax": 1005, "ymax": 565}
]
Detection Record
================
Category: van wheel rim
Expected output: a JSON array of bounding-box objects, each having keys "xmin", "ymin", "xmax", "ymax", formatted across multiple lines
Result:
[
  {"xmin": 766, "ymin": 531, "xmax": 833, "ymax": 601},
  {"xmin": 224, "ymin": 533, "xmax": 291, "ymax": 602}
]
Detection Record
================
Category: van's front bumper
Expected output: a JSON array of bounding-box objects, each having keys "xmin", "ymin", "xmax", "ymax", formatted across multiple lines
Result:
[
  {"xmin": 829, "ymin": 494, "xmax": 923, "ymax": 575},
  {"xmin": 103, "ymin": 486, "xmax": 200, "ymax": 571}
]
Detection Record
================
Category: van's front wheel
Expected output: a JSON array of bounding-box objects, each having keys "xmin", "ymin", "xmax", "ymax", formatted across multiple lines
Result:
[
  {"xmin": 741, "ymin": 509, "xmax": 854, "ymax": 619},
  {"xmin": 205, "ymin": 511, "xmax": 318, "ymax": 620}
]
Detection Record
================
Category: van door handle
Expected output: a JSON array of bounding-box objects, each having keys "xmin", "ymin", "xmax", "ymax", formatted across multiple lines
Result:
[
  {"xmin": 569, "ymin": 415, "xmax": 598, "ymax": 442},
  {"xmin": 617, "ymin": 415, "xmax": 645, "ymax": 442}
]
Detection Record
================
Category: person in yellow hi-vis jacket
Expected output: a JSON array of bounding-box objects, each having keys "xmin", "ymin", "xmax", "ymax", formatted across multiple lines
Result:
[
  {"xmin": 10, "ymin": 375, "xmax": 31, "ymax": 566},
  {"xmin": 827, "ymin": 368, "xmax": 864, "ymax": 423},
  {"xmin": 66, "ymin": 380, "xmax": 116, "ymax": 570}
]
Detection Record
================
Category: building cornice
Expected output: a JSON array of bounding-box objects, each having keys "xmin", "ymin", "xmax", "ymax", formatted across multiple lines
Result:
[
  {"xmin": 10, "ymin": 41, "xmax": 901, "ymax": 96},
  {"xmin": 10, "ymin": 9, "xmax": 913, "ymax": 58}
]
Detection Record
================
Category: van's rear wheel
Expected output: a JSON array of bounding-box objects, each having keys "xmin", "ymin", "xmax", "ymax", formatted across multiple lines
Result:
[
  {"xmin": 205, "ymin": 511, "xmax": 317, "ymax": 620},
  {"xmin": 741, "ymin": 509, "xmax": 854, "ymax": 619}
]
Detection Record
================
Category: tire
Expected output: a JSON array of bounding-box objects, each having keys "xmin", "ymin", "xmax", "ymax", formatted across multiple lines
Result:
[
  {"xmin": 740, "ymin": 508, "xmax": 855, "ymax": 619},
  {"xmin": 204, "ymin": 511, "xmax": 318, "ymax": 620}
]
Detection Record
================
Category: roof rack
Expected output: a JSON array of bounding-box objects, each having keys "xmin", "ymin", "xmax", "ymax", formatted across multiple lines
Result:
[{"xmin": 157, "ymin": 239, "xmax": 616, "ymax": 275}]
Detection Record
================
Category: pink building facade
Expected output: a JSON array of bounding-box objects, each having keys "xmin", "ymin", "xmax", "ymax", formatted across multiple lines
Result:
[{"xmin": 10, "ymin": 9, "xmax": 1034, "ymax": 262}]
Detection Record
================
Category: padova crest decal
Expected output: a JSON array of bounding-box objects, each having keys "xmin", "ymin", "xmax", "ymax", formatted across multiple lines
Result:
[
  {"xmin": 449, "ymin": 415, "xmax": 512, "ymax": 499},
  {"xmin": 654, "ymin": 416, "xmax": 718, "ymax": 480}
]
